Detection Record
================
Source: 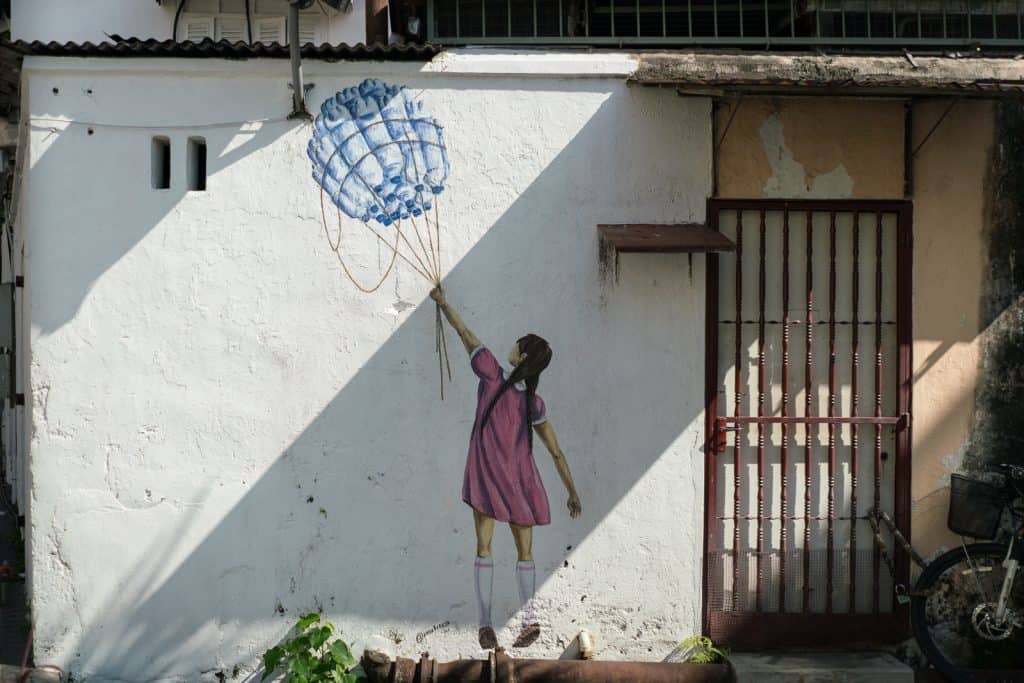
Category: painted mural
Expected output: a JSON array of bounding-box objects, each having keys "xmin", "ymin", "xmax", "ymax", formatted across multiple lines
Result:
[
  {"xmin": 431, "ymin": 287, "xmax": 583, "ymax": 649},
  {"xmin": 308, "ymin": 80, "xmax": 582, "ymax": 650}
]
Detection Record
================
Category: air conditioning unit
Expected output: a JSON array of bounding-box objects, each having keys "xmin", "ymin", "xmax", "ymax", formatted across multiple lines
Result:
[
  {"xmin": 181, "ymin": 14, "xmax": 216, "ymax": 41},
  {"xmin": 216, "ymin": 13, "xmax": 248, "ymax": 41},
  {"xmin": 254, "ymin": 16, "xmax": 287, "ymax": 43},
  {"xmin": 295, "ymin": 19, "xmax": 322, "ymax": 45},
  {"xmin": 180, "ymin": 2, "xmax": 327, "ymax": 44}
]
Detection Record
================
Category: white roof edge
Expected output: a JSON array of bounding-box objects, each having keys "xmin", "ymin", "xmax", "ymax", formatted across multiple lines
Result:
[
  {"xmin": 424, "ymin": 49, "xmax": 639, "ymax": 77},
  {"xmin": 18, "ymin": 50, "xmax": 641, "ymax": 79}
]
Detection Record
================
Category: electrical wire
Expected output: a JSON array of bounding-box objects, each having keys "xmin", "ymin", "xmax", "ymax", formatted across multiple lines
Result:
[
  {"xmin": 244, "ymin": 0, "xmax": 254, "ymax": 43},
  {"xmin": 28, "ymin": 114, "xmax": 296, "ymax": 131},
  {"xmin": 172, "ymin": 0, "xmax": 188, "ymax": 42}
]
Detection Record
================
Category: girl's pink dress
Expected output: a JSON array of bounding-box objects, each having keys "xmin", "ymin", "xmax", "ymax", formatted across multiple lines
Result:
[{"xmin": 462, "ymin": 346, "xmax": 551, "ymax": 527}]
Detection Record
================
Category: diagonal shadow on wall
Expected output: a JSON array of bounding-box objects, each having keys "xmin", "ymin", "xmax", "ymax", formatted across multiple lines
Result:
[{"xmin": 31, "ymin": 78, "xmax": 710, "ymax": 681}]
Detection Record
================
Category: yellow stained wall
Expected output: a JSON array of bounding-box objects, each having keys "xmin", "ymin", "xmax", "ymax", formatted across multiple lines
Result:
[{"xmin": 715, "ymin": 96, "xmax": 993, "ymax": 560}]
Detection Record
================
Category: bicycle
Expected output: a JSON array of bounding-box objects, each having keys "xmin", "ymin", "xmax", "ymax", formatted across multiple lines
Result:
[{"xmin": 870, "ymin": 463, "xmax": 1024, "ymax": 682}]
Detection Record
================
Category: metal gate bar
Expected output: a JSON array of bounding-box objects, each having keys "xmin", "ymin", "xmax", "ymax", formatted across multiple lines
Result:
[
  {"xmin": 732, "ymin": 212, "xmax": 743, "ymax": 611},
  {"xmin": 704, "ymin": 198, "xmax": 912, "ymax": 648},
  {"xmin": 756, "ymin": 209, "xmax": 767, "ymax": 613},
  {"xmin": 802, "ymin": 210, "xmax": 813, "ymax": 615},
  {"xmin": 827, "ymin": 210, "xmax": 837, "ymax": 615},
  {"xmin": 779, "ymin": 210, "xmax": 790, "ymax": 615},
  {"xmin": 873, "ymin": 211, "xmax": 885, "ymax": 614},
  {"xmin": 849, "ymin": 212, "xmax": 860, "ymax": 613}
]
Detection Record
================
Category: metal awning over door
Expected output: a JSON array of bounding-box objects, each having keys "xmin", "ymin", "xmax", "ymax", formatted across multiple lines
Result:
[{"xmin": 703, "ymin": 199, "xmax": 912, "ymax": 648}]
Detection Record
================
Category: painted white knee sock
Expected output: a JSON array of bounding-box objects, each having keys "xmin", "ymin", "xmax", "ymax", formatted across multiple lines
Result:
[
  {"xmin": 516, "ymin": 560, "xmax": 536, "ymax": 626},
  {"xmin": 475, "ymin": 557, "xmax": 494, "ymax": 627}
]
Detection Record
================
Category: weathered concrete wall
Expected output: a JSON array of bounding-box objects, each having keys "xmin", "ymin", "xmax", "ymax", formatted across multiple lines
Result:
[
  {"xmin": 22, "ymin": 55, "xmax": 711, "ymax": 681},
  {"xmin": 715, "ymin": 97, "xmax": 995, "ymax": 560},
  {"xmin": 962, "ymin": 102, "xmax": 1024, "ymax": 473}
]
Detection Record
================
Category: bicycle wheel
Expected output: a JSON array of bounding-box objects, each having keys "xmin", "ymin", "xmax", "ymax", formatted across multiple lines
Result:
[{"xmin": 911, "ymin": 542, "xmax": 1024, "ymax": 682}]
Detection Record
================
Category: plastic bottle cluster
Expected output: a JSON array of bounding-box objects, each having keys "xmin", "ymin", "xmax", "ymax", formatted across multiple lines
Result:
[{"xmin": 308, "ymin": 79, "xmax": 450, "ymax": 226}]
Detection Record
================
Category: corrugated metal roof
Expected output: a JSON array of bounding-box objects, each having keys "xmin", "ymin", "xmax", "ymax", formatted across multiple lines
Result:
[
  {"xmin": 0, "ymin": 36, "xmax": 440, "ymax": 61},
  {"xmin": 0, "ymin": 33, "xmax": 438, "ymax": 117}
]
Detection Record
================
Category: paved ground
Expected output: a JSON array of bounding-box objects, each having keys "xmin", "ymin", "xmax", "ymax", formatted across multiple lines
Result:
[
  {"xmin": 0, "ymin": 489, "xmax": 28, "ymax": 671},
  {"xmin": 731, "ymin": 651, "xmax": 915, "ymax": 683}
]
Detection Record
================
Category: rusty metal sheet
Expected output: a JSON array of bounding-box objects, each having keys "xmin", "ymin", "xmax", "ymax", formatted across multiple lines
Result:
[{"xmin": 598, "ymin": 224, "xmax": 737, "ymax": 253}]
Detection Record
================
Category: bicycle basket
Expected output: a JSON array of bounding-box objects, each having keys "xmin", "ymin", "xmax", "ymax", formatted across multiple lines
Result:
[{"xmin": 948, "ymin": 473, "xmax": 1005, "ymax": 540}]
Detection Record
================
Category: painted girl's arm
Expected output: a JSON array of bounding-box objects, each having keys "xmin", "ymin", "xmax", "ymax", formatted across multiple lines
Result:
[
  {"xmin": 431, "ymin": 287, "xmax": 482, "ymax": 355},
  {"xmin": 534, "ymin": 421, "xmax": 582, "ymax": 519}
]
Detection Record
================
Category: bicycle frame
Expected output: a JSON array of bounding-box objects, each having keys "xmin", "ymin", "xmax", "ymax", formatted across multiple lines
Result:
[
  {"xmin": 871, "ymin": 466, "xmax": 1024, "ymax": 619},
  {"xmin": 992, "ymin": 496, "xmax": 1024, "ymax": 625},
  {"xmin": 969, "ymin": 481, "xmax": 1024, "ymax": 627},
  {"xmin": 995, "ymin": 538, "xmax": 1018, "ymax": 624}
]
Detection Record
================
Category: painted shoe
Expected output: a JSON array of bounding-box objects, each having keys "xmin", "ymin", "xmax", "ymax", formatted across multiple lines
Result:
[
  {"xmin": 513, "ymin": 623, "xmax": 540, "ymax": 648},
  {"xmin": 478, "ymin": 626, "xmax": 498, "ymax": 649}
]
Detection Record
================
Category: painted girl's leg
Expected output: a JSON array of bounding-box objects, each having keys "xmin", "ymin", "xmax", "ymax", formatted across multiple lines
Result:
[
  {"xmin": 516, "ymin": 560, "xmax": 536, "ymax": 624},
  {"xmin": 511, "ymin": 524, "xmax": 541, "ymax": 647},
  {"xmin": 474, "ymin": 557, "xmax": 494, "ymax": 625},
  {"xmin": 473, "ymin": 510, "xmax": 498, "ymax": 649}
]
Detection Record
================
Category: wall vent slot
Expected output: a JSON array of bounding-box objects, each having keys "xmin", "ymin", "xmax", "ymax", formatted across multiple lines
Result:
[
  {"xmin": 152, "ymin": 136, "xmax": 171, "ymax": 190},
  {"xmin": 188, "ymin": 137, "xmax": 207, "ymax": 192}
]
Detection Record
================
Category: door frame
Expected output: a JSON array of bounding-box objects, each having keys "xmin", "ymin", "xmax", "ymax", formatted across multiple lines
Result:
[{"xmin": 701, "ymin": 198, "xmax": 913, "ymax": 648}]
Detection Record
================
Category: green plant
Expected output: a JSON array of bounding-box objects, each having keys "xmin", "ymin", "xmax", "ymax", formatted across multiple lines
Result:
[
  {"xmin": 677, "ymin": 635, "xmax": 730, "ymax": 664},
  {"xmin": 262, "ymin": 613, "xmax": 365, "ymax": 683}
]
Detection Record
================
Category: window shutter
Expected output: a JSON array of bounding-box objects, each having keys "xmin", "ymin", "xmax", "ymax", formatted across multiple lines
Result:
[
  {"xmin": 254, "ymin": 16, "xmax": 287, "ymax": 43},
  {"xmin": 216, "ymin": 14, "xmax": 248, "ymax": 42},
  {"xmin": 181, "ymin": 14, "xmax": 216, "ymax": 41}
]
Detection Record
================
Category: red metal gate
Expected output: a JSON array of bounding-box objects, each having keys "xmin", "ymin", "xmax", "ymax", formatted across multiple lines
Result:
[{"xmin": 703, "ymin": 199, "xmax": 912, "ymax": 648}]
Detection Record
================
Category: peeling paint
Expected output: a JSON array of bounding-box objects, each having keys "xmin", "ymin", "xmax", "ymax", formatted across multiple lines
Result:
[
  {"xmin": 759, "ymin": 113, "xmax": 854, "ymax": 198},
  {"xmin": 716, "ymin": 98, "xmax": 903, "ymax": 200}
]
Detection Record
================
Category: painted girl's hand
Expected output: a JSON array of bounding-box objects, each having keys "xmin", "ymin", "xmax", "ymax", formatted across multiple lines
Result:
[
  {"xmin": 567, "ymin": 492, "xmax": 582, "ymax": 519},
  {"xmin": 430, "ymin": 286, "xmax": 446, "ymax": 306}
]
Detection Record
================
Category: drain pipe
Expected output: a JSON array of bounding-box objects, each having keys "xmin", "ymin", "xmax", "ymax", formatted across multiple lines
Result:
[
  {"xmin": 362, "ymin": 649, "xmax": 734, "ymax": 683},
  {"xmin": 365, "ymin": 0, "xmax": 390, "ymax": 44},
  {"xmin": 287, "ymin": 1, "xmax": 311, "ymax": 120}
]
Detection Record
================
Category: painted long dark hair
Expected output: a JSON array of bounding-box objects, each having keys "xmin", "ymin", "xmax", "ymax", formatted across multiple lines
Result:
[{"xmin": 480, "ymin": 334, "xmax": 552, "ymax": 449}]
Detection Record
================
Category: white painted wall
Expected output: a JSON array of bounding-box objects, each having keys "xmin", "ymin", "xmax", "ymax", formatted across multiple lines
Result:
[
  {"xmin": 21, "ymin": 54, "xmax": 712, "ymax": 681},
  {"xmin": 11, "ymin": 0, "xmax": 364, "ymax": 47}
]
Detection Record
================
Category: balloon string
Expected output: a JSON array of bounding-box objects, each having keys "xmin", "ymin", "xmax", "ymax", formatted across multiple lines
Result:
[
  {"xmin": 320, "ymin": 126, "xmax": 446, "ymax": 287},
  {"xmin": 406, "ymin": 212, "xmax": 439, "ymax": 282},
  {"xmin": 317, "ymin": 123, "xmax": 451, "ymax": 396},
  {"xmin": 392, "ymin": 131, "xmax": 451, "ymax": 398},
  {"xmin": 320, "ymin": 181, "xmax": 400, "ymax": 292},
  {"xmin": 432, "ymin": 200, "xmax": 451, "ymax": 394},
  {"xmin": 323, "ymin": 170, "xmax": 434, "ymax": 283},
  {"xmin": 393, "ymin": 224, "xmax": 437, "ymax": 283},
  {"xmin": 435, "ymin": 303, "xmax": 444, "ymax": 400},
  {"xmin": 400, "ymin": 131, "xmax": 442, "ymax": 281},
  {"xmin": 328, "ymin": 148, "xmax": 437, "ymax": 284},
  {"xmin": 440, "ymin": 303, "xmax": 452, "ymax": 381}
]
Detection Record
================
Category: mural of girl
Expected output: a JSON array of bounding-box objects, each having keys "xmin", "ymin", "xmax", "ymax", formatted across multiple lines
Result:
[{"xmin": 431, "ymin": 287, "xmax": 582, "ymax": 650}]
